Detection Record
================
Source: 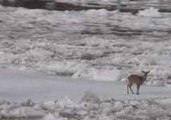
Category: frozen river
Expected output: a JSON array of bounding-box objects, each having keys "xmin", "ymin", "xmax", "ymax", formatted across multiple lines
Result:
[{"xmin": 0, "ymin": 69, "xmax": 171, "ymax": 102}]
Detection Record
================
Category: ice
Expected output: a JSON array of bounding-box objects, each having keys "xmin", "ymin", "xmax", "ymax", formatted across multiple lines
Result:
[
  {"xmin": 93, "ymin": 68, "xmax": 120, "ymax": 81},
  {"xmin": 0, "ymin": 5, "xmax": 170, "ymax": 86},
  {"xmin": 73, "ymin": 65, "xmax": 121, "ymax": 81},
  {"xmin": 138, "ymin": 7, "xmax": 161, "ymax": 17},
  {"xmin": 0, "ymin": 101, "xmax": 45, "ymax": 118},
  {"xmin": 43, "ymin": 113, "xmax": 59, "ymax": 120},
  {"xmin": 80, "ymin": 91, "xmax": 101, "ymax": 103},
  {"xmin": 0, "ymin": 3, "xmax": 171, "ymax": 119},
  {"xmin": 0, "ymin": 69, "xmax": 170, "ymax": 119},
  {"xmin": 0, "ymin": 95, "xmax": 171, "ymax": 119}
]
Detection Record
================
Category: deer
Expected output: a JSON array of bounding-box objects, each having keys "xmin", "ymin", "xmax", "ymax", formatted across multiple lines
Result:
[{"xmin": 127, "ymin": 70, "xmax": 150, "ymax": 95}]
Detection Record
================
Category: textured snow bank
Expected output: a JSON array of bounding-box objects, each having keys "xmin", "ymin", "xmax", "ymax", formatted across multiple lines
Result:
[
  {"xmin": 0, "ymin": 93, "xmax": 171, "ymax": 120},
  {"xmin": 0, "ymin": 5, "xmax": 171, "ymax": 84}
]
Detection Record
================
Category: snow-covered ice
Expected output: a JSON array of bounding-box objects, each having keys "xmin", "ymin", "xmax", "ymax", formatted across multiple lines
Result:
[
  {"xmin": 1, "ymin": 68, "xmax": 171, "ymax": 102},
  {"xmin": 0, "ymin": 5, "xmax": 171, "ymax": 85},
  {"xmin": 0, "ymin": 3, "xmax": 171, "ymax": 119},
  {"xmin": 138, "ymin": 7, "xmax": 161, "ymax": 17},
  {"xmin": 0, "ymin": 68, "xmax": 170, "ymax": 119}
]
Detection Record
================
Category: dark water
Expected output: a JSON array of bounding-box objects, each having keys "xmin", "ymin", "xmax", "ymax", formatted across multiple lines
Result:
[
  {"xmin": 1, "ymin": 118, "xmax": 41, "ymax": 120},
  {"xmin": 0, "ymin": 0, "xmax": 171, "ymax": 13}
]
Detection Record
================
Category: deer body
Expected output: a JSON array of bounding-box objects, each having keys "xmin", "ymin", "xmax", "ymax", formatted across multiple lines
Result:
[{"xmin": 127, "ymin": 71, "xmax": 150, "ymax": 95}]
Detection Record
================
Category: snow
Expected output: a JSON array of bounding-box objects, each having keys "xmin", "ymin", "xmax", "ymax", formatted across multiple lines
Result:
[
  {"xmin": 92, "ymin": 68, "xmax": 120, "ymax": 81},
  {"xmin": 0, "ymin": 69, "xmax": 170, "ymax": 120},
  {"xmin": 0, "ymin": 68, "xmax": 171, "ymax": 102},
  {"xmin": 0, "ymin": 5, "xmax": 171, "ymax": 86},
  {"xmin": 138, "ymin": 7, "xmax": 161, "ymax": 17},
  {"xmin": 0, "ymin": 3, "xmax": 171, "ymax": 119},
  {"xmin": 73, "ymin": 64, "xmax": 121, "ymax": 81},
  {"xmin": 0, "ymin": 89, "xmax": 171, "ymax": 119}
]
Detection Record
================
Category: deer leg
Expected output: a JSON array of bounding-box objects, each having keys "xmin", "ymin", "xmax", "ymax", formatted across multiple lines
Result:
[
  {"xmin": 129, "ymin": 85, "xmax": 134, "ymax": 94},
  {"xmin": 136, "ymin": 84, "xmax": 140, "ymax": 95},
  {"xmin": 127, "ymin": 84, "xmax": 129, "ymax": 94},
  {"xmin": 127, "ymin": 82, "xmax": 134, "ymax": 94}
]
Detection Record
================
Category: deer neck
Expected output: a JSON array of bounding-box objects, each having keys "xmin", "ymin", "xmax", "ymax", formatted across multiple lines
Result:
[{"xmin": 142, "ymin": 75, "xmax": 147, "ymax": 82}]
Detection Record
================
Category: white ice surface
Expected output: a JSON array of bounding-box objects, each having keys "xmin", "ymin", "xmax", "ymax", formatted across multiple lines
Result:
[
  {"xmin": 0, "ymin": 68, "xmax": 171, "ymax": 102},
  {"xmin": 0, "ymin": 69, "xmax": 171, "ymax": 119}
]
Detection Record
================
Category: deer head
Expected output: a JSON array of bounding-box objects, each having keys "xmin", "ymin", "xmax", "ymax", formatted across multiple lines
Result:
[{"xmin": 141, "ymin": 70, "xmax": 150, "ymax": 80}]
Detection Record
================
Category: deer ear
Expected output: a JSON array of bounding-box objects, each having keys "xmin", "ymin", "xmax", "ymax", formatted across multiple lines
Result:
[{"xmin": 142, "ymin": 70, "xmax": 150, "ymax": 74}]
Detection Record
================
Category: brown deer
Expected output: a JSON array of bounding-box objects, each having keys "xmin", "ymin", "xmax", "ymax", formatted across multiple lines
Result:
[{"xmin": 127, "ymin": 70, "xmax": 150, "ymax": 95}]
